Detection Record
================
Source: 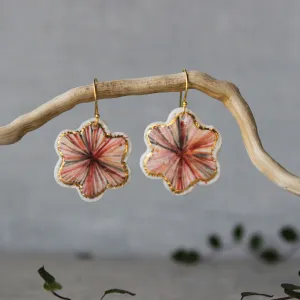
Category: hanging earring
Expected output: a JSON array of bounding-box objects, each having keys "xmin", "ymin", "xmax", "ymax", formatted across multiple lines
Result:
[
  {"xmin": 54, "ymin": 78, "xmax": 131, "ymax": 202},
  {"xmin": 140, "ymin": 69, "xmax": 222, "ymax": 196}
]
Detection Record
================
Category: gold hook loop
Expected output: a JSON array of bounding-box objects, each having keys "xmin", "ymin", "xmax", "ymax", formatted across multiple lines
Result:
[
  {"xmin": 93, "ymin": 78, "xmax": 99, "ymax": 124},
  {"xmin": 179, "ymin": 69, "xmax": 189, "ymax": 110}
]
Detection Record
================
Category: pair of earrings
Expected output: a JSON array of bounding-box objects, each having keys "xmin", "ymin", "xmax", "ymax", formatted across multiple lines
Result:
[{"xmin": 54, "ymin": 70, "xmax": 222, "ymax": 202}]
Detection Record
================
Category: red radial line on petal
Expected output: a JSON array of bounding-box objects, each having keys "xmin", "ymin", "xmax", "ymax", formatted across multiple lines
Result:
[
  {"xmin": 93, "ymin": 162, "xmax": 109, "ymax": 191},
  {"xmin": 97, "ymin": 159, "xmax": 124, "ymax": 173},
  {"xmin": 91, "ymin": 126, "xmax": 106, "ymax": 156},
  {"xmin": 60, "ymin": 142, "xmax": 87, "ymax": 161},
  {"xmin": 146, "ymin": 147, "xmax": 177, "ymax": 174},
  {"xmin": 61, "ymin": 159, "xmax": 90, "ymax": 184},
  {"xmin": 82, "ymin": 161, "xmax": 106, "ymax": 198},
  {"xmin": 84, "ymin": 123, "xmax": 101, "ymax": 153},
  {"xmin": 182, "ymin": 155, "xmax": 200, "ymax": 182},
  {"xmin": 157, "ymin": 126, "xmax": 179, "ymax": 151},
  {"xmin": 81, "ymin": 127, "xmax": 92, "ymax": 153},
  {"xmin": 99, "ymin": 163, "xmax": 126, "ymax": 187},
  {"xmin": 165, "ymin": 124, "xmax": 180, "ymax": 150},
  {"xmin": 191, "ymin": 154, "xmax": 216, "ymax": 170},
  {"xmin": 180, "ymin": 113, "xmax": 193, "ymax": 150},
  {"xmin": 102, "ymin": 137, "xmax": 125, "ymax": 154},
  {"xmin": 167, "ymin": 122, "xmax": 180, "ymax": 149},
  {"xmin": 163, "ymin": 154, "xmax": 181, "ymax": 181},
  {"xmin": 188, "ymin": 131, "xmax": 216, "ymax": 152},
  {"xmin": 95, "ymin": 140, "xmax": 125, "ymax": 163},
  {"xmin": 187, "ymin": 155, "xmax": 216, "ymax": 180},
  {"xmin": 86, "ymin": 125, "xmax": 93, "ymax": 152},
  {"xmin": 91, "ymin": 125, "xmax": 98, "ymax": 152},
  {"xmin": 180, "ymin": 117, "xmax": 190, "ymax": 151},
  {"xmin": 178, "ymin": 158, "xmax": 185, "ymax": 191},
  {"xmin": 96, "ymin": 160, "xmax": 125, "ymax": 180},
  {"xmin": 93, "ymin": 136, "xmax": 113, "ymax": 158},
  {"xmin": 60, "ymin": 136, "xmax": 88, "ymax": 160},
  {"xmin": 171, "ymin": 156, "xmax": 184, "ymax": 192},
  {"xmin": 82, "ymin": 162, "xmax": 96, "ymax": 198},
  {"xmin": 67, "ymin": 133, "xmax": 89, "ymax": 155},
  {"xmin": 176, "ymin": 116, "xmax": 184, "ymax": 150},
  {"xmin": 184, "ymin": 155, "xmax": 212, "ymax": 184},
  {"xmin": 167, "ymin": 122, "xmax": 180, "ymax": 150},
  {"xmin": 177, "ymin": 156, "xmax": 196, "ymax": 191},
  {"xmin": 148, "ymin": 127, "xmax": 178, "ymax": 153},
  {"xmin": 183, "ymin": 129, "xmax": 202, "ymax": 152},
  {"xmin": 164, "ymin": 157, "xmax": 178, "ymax": 189}
]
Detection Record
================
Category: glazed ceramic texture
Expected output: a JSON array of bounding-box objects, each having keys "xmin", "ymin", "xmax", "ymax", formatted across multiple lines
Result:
[
  {"xmin": 140, "ymin": 108, "xmax": 222, "ymax": 195},
  {"xmin": 55, "ymin": 118, "xmax": 131, "ymax": 202}
]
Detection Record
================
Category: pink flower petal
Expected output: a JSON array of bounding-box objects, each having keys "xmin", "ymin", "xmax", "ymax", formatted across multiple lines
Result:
[
  {"xmin": 97, "ymin": 137, "xmax": 129, "ymax": 187},
  {"xmin": 143, "ymin": 110, "xmax": 220, "ymax": 193},
  {"xmin": 145, "ymin": 147, "xmax": 179, "ymax": 174},
  {"xmin": 81, "ymin": 161, "xmax": 107, "ymax": 198},
  {"xmin": 59, "ymin": 132, "xmax": 89, "ymax": 161},
  {"xmin": 148, "ymin": 126, "xmax": 179, "ymax": 152},
  {"xmin": 60, "ymin": 159, "xmax": 90, "ymax": 185},
  {"xmin": 185, "ymin": 129, "xmax": 217, "ymax": 153},
  {"xmin": 97, "ymin": 161, "xmax": 128, "ymax": 187},
  {"xmin": 82, "ymin": 123, "xmax": 106, "ymax": 154},
  {"xmin": 56, "ymin": 121, "xmax": 130, "ymax": 200},
  {"xmin": 95, "ymin": 136, "xmax": 127, "ymax": 159},
  {"xmin": 184, "ymin": 154, "xmax": 217, "ymax": 182},
  {"xmin": 81, "ymin": 159, "xmax": 128, "ymax": 198},
  {"xmin": 167, "ymin": 113, "xmax": 193, "ymax": 150}
]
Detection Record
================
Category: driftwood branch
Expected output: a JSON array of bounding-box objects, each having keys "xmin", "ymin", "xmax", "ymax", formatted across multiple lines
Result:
[{"xmin": 0, "ymin": 70, "xmax": 299, "ymax": 196}]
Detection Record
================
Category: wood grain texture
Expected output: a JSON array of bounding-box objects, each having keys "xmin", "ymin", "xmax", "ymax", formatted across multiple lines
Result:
[{"xmin": 0, "ymin": 70, "xmax": 299, "ymax": 196}]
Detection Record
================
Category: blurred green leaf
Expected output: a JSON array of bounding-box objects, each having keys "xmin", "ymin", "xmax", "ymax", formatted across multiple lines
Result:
[
  {"xmin": 43, "ymin": 282, "xmax": 62, "ymax": 292},
  {"xmin": 284, "ymin": 289, "xmax": 300, "ymax": 299},
  {"xmin": 232, "ymin": 224, "xmax": 245, "ymax": 242},
  {"xmin": 260, "ymin": 248, "xmax": 281, "ymax": 264},
  {"xmin": 171, "ymin": 248, "xmax": 187, "ymax": 262},
  {"xmin": 248, "ymin": 234, "xmax": 263, "ymax": 251},
  {"xmin": 281, "ymin": 283, "xmax": 300, "ymax": 291},
  {"xmin": 185, "ymin": 250, "xmax": 201, "ymax": 264},
  {"xmin": 100, "ymin": 289, "xmax": 136, "ymax": 300},
  {"xmin": 38, "ymin": 266, "xmax": 63, "ymax": 292},
  {"xmin": 280, "ymin": 226, "xmax": 299, "ymax": 243},
  {"xmin": 208, "ymin": 235, "xmax": 222, "ymax": 250},
  {"xmin": 171, "ymin": 248, "xmax": 201, "ymax": 264},
  {"xmin": 75, "ymin": 251, "xmax": 94, "ymax": 260},
  {"xmin": 38, "ymin": 266, "xmax": 55, "ymax": 284},
  {"xmin": 240, "ymin": 292, "xmax": 273, "ymax": 300}
]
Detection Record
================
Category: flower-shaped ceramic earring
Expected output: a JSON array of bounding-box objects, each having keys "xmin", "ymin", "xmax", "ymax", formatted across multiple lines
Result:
[
  {"xmin": 140, "ymin": 69, "xmax": 222, "ymax": 195},
  {"xmin": 54, "ymin": 79, "xmax": 131, "ymax": 202}
]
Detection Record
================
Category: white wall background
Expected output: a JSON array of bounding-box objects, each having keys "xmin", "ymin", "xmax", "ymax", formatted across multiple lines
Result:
[{"xmin": 0, "ymin": 0, "xmax": 300, "ymax": 256}]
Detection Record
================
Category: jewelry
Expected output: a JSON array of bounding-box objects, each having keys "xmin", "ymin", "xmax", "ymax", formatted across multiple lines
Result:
[
  {"xmin": 140, "ymin": 69, "xmax": 222, "ymax": 195},
  {"xmin": 54, "ymin": 79, "xmax": 131, "ymax": 202}
]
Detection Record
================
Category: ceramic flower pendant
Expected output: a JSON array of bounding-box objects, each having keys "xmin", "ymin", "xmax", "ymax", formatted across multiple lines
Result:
[
  {"xmin": 55, "ymin": 119, "xmax": 131, "ymax": 202},
  {"xmin": 140, "ymin": 107, "xmax": 222, "ymax": 195}
]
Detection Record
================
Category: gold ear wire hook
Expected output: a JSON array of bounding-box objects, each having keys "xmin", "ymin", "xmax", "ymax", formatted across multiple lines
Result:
[
  {"xmin": 179, "ymin": 69, "xmax": 189, "ymax": 111},
  {"xmin": 93, "ymin": 78, "xmax": 99, "ymax": 124}
]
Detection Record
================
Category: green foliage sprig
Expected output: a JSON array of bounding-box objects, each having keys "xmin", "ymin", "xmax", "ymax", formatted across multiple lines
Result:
[
  {"xmin": 38, "ymin": 266, "xmax": 136, "ymax": 300},
  {"xmin": 241, "ymin": 270, "xmax": 300, "ymax": 300}
]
